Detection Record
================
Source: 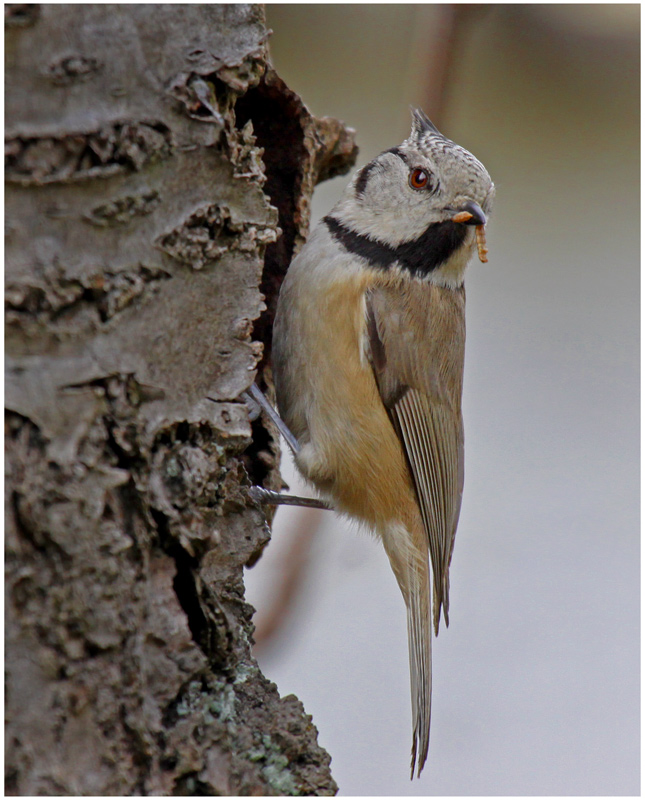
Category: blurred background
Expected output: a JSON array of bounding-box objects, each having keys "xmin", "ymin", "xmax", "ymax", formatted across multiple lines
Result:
[{"xmin": 245, "ymin": 4, "xmax": 640, "ymax": 795}]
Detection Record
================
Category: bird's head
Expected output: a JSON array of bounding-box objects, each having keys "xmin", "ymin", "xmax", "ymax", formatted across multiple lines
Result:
[{"xmin": 329, "ymin": 109, "xmax": 495, "ymax": 286}]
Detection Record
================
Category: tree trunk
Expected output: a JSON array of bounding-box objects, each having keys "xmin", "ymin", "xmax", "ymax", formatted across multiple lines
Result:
[{"xmin": 5, "ymin": 4, "xmax": 357, "ymax": 794}]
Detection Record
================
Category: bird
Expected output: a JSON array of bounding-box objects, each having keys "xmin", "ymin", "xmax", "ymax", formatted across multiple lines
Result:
[{"xmin": 266, "ymin": 109, "xmax": 494, "ymax": 777}]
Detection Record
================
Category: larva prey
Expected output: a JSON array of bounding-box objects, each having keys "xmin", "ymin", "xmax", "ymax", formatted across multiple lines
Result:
[{"xmin": 475, "ymin": 224, "xmax": 488, "ymax": 263}]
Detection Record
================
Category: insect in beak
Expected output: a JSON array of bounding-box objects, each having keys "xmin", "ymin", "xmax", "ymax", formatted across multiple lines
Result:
[
  {"xmin": 450, "ymin": 201, "xmax": 488, "ymax": 263},
  {"xmin": 475, "ymin": 224, "xmax": 488, "ymax": 263}
]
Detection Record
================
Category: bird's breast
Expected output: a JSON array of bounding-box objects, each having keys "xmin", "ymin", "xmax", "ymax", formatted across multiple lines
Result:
[{"xmin": 274, "ymin": 266, "xmax": 420, "ymax": 528}]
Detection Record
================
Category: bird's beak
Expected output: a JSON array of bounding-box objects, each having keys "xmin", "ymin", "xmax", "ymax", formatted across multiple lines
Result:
[{"xmin": 450, "ymin": 200, "xmax": 487, "ymax": 226}]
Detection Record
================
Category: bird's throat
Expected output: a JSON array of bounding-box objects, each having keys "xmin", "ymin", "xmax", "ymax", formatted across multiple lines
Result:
[{"xmin": 324, "ymin": 215, "xmax": 469, "ymax": 280}]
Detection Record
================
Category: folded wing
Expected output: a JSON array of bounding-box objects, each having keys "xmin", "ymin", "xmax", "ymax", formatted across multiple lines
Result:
[{"xmin": 365, "ymin": 281, "xmax": 465, "ymax": 634}]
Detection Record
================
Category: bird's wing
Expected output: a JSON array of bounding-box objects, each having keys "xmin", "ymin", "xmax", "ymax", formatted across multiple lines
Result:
[{"xmin": 365, "ymin": 281, "xmax": 465, "ymax": 635}]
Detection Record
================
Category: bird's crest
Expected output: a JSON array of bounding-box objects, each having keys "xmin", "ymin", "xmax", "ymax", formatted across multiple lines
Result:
[{"xmin": 410, "ymin": 107, "xmax": 443, "ymax": 140}]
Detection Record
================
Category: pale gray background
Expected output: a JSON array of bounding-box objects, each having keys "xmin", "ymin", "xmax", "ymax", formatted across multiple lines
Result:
[{"xmin": 245, "ymin": 5, "xmax": 640, "ymax": 795}]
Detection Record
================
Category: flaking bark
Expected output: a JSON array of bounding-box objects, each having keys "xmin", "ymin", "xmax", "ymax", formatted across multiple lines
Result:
[{"xmin": 5, "ymin": 4, "xmax": 357, "ymax": 795}]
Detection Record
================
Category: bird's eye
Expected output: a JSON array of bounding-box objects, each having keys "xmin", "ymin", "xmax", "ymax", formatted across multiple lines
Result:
[{"xmin": 409, "ymin": 168, "xmax": 430, "ymax": 190}]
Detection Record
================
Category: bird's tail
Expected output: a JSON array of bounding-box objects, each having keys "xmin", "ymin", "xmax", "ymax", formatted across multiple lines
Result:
[
  {"xmin": 382, "ymin": 524, "xmax": 432, "ymax": 779},
  {"xmin": 406, "ymin": 556, "xmax": 432, "ymax": 778}
]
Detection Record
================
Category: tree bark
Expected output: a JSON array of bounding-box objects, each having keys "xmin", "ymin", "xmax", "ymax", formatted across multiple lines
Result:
[{"xmin": 5, "ymin": 4, "xmax": 357, "ymax": 795}]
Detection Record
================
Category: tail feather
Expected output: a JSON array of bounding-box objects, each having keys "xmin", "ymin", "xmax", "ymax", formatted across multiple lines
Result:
[
  {"xmin": 382, "ymin": 523, "xmax": 433, "ymax": 778},
  {"xmin": 406, "ymin": 560, "xmax": 432, "ymax": 778}
]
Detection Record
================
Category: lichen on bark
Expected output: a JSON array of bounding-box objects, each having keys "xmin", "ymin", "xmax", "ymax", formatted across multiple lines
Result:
[{"xmin": 5, "ymin": 4, "xmax": 357, "ymax": 795}]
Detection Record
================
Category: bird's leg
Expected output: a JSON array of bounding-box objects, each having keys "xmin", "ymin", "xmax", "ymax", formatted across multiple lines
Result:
[
  {"xmin": 243, "ymin": 383, "xmax": 301, "ymax": 456},
  {"xmin": 248, "ymin": 486, "xmax": 332, "ymax": 510},
  {"xmin": 239, "ymin": 384, "xmax": 333, "ymax": 512}
]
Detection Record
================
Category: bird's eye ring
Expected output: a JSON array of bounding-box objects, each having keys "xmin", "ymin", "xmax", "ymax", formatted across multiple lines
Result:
[{"xmin": 409, "ymin": 168, "xmax": 429, "ymax": 190}]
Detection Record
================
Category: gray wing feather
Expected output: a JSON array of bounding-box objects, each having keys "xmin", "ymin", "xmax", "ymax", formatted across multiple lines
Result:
[
  {"xmin": 366, "ymin": 285, "xmax": 465, "ymax": 634},
  {"xmin": 394, "ymin": 390, "xmax": 463, "ymax": 634}
]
